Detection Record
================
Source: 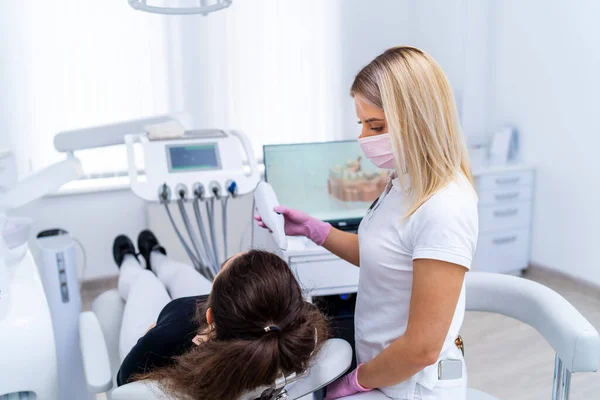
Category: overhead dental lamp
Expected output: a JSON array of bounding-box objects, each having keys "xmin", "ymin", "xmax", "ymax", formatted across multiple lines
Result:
[{"xmin": 128, "ymin": 0, "xmax": 232, "ymax": 15}]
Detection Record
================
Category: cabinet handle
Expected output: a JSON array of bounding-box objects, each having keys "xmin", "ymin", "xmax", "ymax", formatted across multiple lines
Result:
[
  {"xmin": 495, "ymin": 177, "xmax": 520, "ymax": 185},
  {"xmin": 492, "ymin": 235, "xmax": 517, "ymax": 245},
  {"xmin": 493, "ymin": 208, "xmax": 519, "ymax": 217},
  {"xmin": 494, "ymin": 192, "xmax": 519, "ymax": 201}
]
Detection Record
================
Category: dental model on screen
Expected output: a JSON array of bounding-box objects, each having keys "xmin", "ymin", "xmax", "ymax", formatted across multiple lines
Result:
[{"xmin": 327, "ymin": 156, "xmax": 388, "ymax": 202}]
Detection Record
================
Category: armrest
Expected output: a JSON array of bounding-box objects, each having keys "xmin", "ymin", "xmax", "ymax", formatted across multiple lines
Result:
[
  {"xmin": 92, "ymin": 288, "xmax": 126, "ymax": 376},
  {"xmin": 466, "ymin": 272, "xmax": 600, "ymax": 373},
  {"xmin": 286, "ymin": 338, "xmax": 353, "ymax": 399},
  {"xmin": 79, "ymin": 311, "xmax": 113, "ymax": 393}
]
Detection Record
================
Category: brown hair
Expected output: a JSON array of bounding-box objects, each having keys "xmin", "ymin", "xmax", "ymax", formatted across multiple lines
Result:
[{"xmin": 140, "ymin": 249, "xmax": 329, "ymax": 400}]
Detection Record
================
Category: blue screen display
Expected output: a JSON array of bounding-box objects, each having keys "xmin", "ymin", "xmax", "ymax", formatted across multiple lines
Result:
[{"xmin": 168, "ymin": 144, "xmax": 221, "ymax": 172}]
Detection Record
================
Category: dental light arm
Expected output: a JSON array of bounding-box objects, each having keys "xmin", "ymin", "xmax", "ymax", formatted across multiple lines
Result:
[
  {"xmin": 54, "ymin": 113, "xmax": 193, "ymax": 153},
  {"xmin": 0, "ymin": 156, "xmax": 83, "ymax": 212},
  {"xmin": 0, "ymin": 114, "xmax": 189, "ymax": 216},
  {"xmin": 1, "ymin": 114, "xmax": 190, "ymax": 212}
]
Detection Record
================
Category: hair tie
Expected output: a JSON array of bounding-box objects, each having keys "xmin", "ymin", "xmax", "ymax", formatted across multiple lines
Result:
[{"xmin": 263, "ymin": 325, "xmax": 280, "ymax": 333}]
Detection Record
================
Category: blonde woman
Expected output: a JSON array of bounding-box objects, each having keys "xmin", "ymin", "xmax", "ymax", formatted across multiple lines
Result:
[{"xmin": 256, "ymin": 46, "xmax": 477, "ymax": 399}]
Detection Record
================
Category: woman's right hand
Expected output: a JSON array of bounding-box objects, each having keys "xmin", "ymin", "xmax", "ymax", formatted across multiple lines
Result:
[{"xmin": 254, "ymin": 206, "xmax": 331, "ymax": 246}]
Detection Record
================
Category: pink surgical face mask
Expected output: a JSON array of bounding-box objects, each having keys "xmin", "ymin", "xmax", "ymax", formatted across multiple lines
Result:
[{"xmin": 358, "ymin": 133, "xmax": 395, "ymax": 169}]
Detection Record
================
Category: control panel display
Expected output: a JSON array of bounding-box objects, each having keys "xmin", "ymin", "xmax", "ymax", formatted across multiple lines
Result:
[{"xmin": 167, "ymin": 143, "xmax": 221, "ymax": 172}]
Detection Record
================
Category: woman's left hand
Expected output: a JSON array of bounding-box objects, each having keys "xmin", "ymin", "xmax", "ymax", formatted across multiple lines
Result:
[{"xmin": 324, "ymin": 364, "xmax": 372, "ymax": 399}]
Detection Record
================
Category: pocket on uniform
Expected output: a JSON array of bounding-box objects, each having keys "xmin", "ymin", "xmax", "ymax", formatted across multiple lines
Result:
[
  {"xmin": 434, "ymin": 376, "xmax": 464, "ymax": 389},
  {"xmin": 417, "ymin": 376, "xmax": 467, "ymax": 400}
]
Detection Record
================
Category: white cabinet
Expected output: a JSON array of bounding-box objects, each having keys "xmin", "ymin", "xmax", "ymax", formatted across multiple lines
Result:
[
  {"xmin": 472, "ymin": 166, "xmax": 535, "ymax": 274},
  {"xmin": 281, "ymin": 241, "xmax": 360, "ymax": 298}
]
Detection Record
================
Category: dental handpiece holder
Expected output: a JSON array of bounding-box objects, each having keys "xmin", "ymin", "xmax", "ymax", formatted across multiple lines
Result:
[{"xmin": 125, "ymin": 129, "xmax": 260, "ymax": 202}]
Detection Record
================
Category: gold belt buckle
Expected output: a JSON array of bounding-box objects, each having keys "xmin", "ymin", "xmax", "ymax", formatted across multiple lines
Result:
[{"xmin": 455, "ymin": 335, "xmax": 464, "ymax": 356}]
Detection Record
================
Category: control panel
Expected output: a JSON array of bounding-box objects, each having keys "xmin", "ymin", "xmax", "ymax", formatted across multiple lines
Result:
[{"xmin": 126, "ymin": 129, "xmax": 260, "ymax": 203}]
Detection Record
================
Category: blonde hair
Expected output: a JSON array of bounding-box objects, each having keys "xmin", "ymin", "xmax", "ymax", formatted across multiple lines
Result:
[{"xmin": 351, "ymin": 46, "xmax": 474, "ymax": 217}]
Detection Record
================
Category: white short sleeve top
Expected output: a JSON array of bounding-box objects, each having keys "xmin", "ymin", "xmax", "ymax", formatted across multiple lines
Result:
[{"xmin": 355, "ymin": 173, "xmax": 478, "ymax": 399}]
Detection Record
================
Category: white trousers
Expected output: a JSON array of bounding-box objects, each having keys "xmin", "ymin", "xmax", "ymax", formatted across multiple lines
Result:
[{"xmin": 117, "ymin": 253, "xmax": 212, "ymax": 361}]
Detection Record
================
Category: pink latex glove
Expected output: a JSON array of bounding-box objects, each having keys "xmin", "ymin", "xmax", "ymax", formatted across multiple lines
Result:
[
  {"xmin": 254, "ymin": 206, "xmax": 332, "ymax": 246},
  {"xmin": 324, "ymin": 365, "xmax": 372, "ymax": 400}
]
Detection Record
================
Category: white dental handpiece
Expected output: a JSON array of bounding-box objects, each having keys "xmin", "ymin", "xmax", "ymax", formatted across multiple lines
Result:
[{"xmin": 254, "ymin": 182, "xmax": 288, "ymax": 251}]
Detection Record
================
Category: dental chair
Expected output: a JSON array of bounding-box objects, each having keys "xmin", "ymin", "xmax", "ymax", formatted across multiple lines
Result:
[
  {"xmin": 338, "ymin": 272, "xmax": 600, "ymax": 400},
  {"xmin": 79, "ymin": 288, "xmax": 353, "ymax": 400},
  {"xmin": 80, "ymin": 272, "xmax": 600, "ymax": 400}
]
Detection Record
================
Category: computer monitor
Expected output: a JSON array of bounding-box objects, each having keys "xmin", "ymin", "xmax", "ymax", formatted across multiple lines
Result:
[{"xmin": 263, "ymin": 140, "xmax": 389, "ymax": 229}]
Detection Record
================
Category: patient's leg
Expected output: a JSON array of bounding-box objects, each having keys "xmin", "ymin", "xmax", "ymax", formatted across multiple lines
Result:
[
  {"xmin": 118, "ymin": 254, "xmax": 171, "ymax": 361},
  {"xmin": 151, "ymin": 251, "xmax": 212, "ymax": 299}
]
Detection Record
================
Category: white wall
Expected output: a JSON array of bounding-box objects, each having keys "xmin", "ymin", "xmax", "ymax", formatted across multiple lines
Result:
[
  {"xmin": 338, "ymin": 0, "xmax": 414, "ymax": 137},
  {"xmin": 487, "ymin": 1, "xmax": 600, "ymax": 285},
  {"xmin": 0, "ymin": 3, "xmax": 26, "ymax": 162},
  {"xmin": 338, "ymin": 0, "xmax": 488, "ymax": 138},
  {"xmin": 173, "ymin": 0, "xmax": 347, "ymax": 152}
]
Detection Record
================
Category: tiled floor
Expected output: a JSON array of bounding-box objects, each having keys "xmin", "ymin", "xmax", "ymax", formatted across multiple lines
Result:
[{"xmin": 83, "ymin": 268, "xmax": 600, "ymax": 399}]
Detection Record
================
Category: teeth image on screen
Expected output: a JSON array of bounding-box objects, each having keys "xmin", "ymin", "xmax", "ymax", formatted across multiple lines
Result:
[{"xmin": 263, "ymin": 141, "xmax": 388, "ymax": 222}]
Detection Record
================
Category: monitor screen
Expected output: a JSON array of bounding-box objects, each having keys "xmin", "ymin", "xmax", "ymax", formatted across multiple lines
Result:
[
  {"xmin": 167, "ymin": 143, "xmax": 221, "ymax": 172},
  {"xmin": 263, "ymin": 141, "xmax": 389, "ymax": 223}
]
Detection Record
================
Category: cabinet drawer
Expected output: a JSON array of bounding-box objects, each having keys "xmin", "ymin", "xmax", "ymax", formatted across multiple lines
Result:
[
  {"xmin": 477, "ymin": 186, "xmax": 533, "ymax": 206},
  {"xmin": 478, "ymin": 201, "xmax": 531, "ymax": 233},
  {"xmin": 290, "ymin": 257, "xmax": 359, "ymax": 292},
  {"xmin": 472, "ymin": 229, "xmax": 530, "ymax": 273},
  {"xmin": 476, "ymin": 170, "xmax": 534, "ymax": 191}
]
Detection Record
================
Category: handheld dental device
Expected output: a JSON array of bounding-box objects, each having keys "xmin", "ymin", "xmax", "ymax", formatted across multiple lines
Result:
[{"xmin": 254, "ymin": 182, "xmax": 288, "ymax": 251}]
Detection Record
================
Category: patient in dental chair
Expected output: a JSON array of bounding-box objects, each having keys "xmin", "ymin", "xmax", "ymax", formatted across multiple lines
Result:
[{"xmin": 113, "ymin": 230, "xmax": 329, "ymax": 400}]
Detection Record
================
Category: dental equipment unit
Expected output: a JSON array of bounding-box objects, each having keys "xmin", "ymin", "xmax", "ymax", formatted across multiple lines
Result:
[
  {"xmin": 56, "ymin": 113, "xmax": 261, "ymax": 280},
  {"xmin": 0, "ymin": 150, "xmax": 87, "ymax": 399}
]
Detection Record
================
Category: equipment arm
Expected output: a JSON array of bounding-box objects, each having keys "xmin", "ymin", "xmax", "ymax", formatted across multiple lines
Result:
[{"xmin": 0, "ymin": 156, "xmax": 83, "ymax": 211}]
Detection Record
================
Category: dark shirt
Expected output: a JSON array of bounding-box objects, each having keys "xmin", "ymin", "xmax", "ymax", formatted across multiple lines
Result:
[{"xmin": 117, "ymin": 295, "xmax": 208, "ymax": 386}]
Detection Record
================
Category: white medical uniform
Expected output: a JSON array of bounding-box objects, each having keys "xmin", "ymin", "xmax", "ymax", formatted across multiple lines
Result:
[{"xmin": 355, "ymin": 173, "xmax": 478, "ymax": 400}]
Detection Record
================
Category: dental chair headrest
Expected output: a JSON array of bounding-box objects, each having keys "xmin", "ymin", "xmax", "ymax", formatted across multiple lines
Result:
[{"xmin": 112, "ymin": 372, "xmax": 305, "ymax": 400}]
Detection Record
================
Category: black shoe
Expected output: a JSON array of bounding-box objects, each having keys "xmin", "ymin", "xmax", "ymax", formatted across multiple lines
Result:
[
  {"xmin": 137, "ymin": 230, "xmax": 167, "ymax": 271},
  {"xmin": 113, "ymin": 235, "xmax": 139, "ymax": 268}
]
